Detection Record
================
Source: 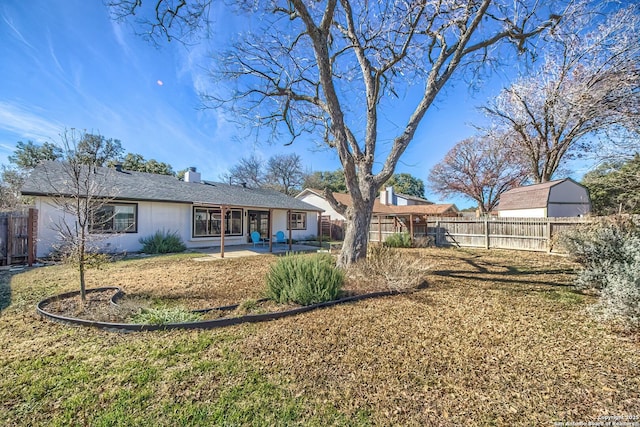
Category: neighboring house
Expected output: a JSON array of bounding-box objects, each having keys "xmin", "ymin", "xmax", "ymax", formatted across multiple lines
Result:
[
  {"xmin": 379, "ymin": 186, "xmax": 432, "ymax": 206},
  {"xmin": 496, "ymin": 178, "xmax": 591, "ymax": 218},
  {"xmin": 297, "ymin": 188, "xmax": 457, "ymax": 220},
  {"xmin": 21, "ymin": 162, "xmax": 321, "ymax": 258}
]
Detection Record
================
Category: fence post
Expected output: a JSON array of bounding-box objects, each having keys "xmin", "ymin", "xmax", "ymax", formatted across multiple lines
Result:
[
  {"xmin": 28, "ymin": 208, "xmax": 36, "ymax": 266},
  {"xmin": 6, "ymin": 215, "xmax": 13, "ymax": 266},
  {"xmin": 484, "ymin": 218, "xmax": 490, "ymax": 249},
  {"xmin": 435, "ymin": 220, "xmax": 440, "ymax": 247},
  {"xmin": 546, "ymin": 219, "xmax": 553, "ymax": 253}
]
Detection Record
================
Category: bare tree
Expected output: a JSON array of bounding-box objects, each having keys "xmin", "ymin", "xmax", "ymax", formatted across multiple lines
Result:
[
  {"xmin": 221, "ymin": 154, "xmax": 265, "ymax": 187},
  {"xmin": 31, "ymin": 130, "xmax": 121, "ymax": 301},
  {"xmin": 109, "ymin": 0, "xmax": 563, "ymax": 266},
  {"xmin": 483, "ymin": 3, "xmax": 640, "ymax": 183},
  {"xmin": 265, "ymin": 153, "xmax": 304, "ymax": 196},
  {"xmin": 428, "ymin": 132, "xmax": 529, "ymax": 213}
]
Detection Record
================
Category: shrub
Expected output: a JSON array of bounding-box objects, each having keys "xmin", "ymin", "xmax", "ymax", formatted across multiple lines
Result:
[
  {"xmin": 558, "ymin": 216, "xmax": 640, "ymax": 329},
  {"xmin": 384, "ymin": 232, "xmax": 413, "ymax": 248},
  {"xmin": 600, "ymin": 260, "xmax": 640, "ymax": 328},
  {"xmin": 557, "ymin": 217, "xmax": 639, "ymax": 290},
  {"xmin": 139, "ymin": 230, "xmax": 186, "ymax": 254},
  {"xmin": 266, "ymin": 253, "xmax": 344, "ymax": 305},
  {"xmin": 131, "ymin": 306, "xmax": 202, "ymax": 325},
  {"xmin": 348, "ymin": 245, "xmax": 430, "ymax": 291}
]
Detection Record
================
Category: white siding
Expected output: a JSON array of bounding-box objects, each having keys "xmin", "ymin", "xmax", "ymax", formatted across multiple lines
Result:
[
  {"xmin": 33, "ymin": 196, "xmax": 318, "ymax": 257},
  {"xmin": 297, "ymin": 193, "xmax": 342, "ymax": 220},
  {"xmin": 497, "ymin": 208, "xmax": 547, "ymax": 218}
]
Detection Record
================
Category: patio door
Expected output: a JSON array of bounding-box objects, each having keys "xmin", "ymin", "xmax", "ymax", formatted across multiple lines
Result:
[{"xmin": 248, "ymin": 210, "xmax": 270, "ymax": 242}]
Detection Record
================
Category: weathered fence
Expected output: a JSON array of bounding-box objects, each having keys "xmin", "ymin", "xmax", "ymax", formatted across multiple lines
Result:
[
  {"xmin": 0, "ymin": 208, "xmax": 37, "ymax": 266},
  {"xmin": 369, "ymin": 216, "xmax": 589, "ymax": 252},
  {"xmin": 321, "ymin": 215, "xmax": 345, "ymax": 241}
]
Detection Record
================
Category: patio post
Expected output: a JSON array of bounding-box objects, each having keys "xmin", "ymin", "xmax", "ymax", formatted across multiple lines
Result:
[
  {"xmin": 287, "ymin": 210, "xmax": 293, "ymax": 251},
  {"xmin": 220, "ymin": 205, "xmax": 226, "ymax": 258},
  {"xmin": 409, "ymin": 214, "xmax": 414, "ymax": 244},
  {"xmin": 268, "ymin": 209, "xmax": 273, "ymax": 252}
]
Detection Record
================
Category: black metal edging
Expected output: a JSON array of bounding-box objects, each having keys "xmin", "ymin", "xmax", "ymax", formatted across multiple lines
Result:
[{"xmin": 37, "ymin": 287, "xmax": 403, "ymax": 333}]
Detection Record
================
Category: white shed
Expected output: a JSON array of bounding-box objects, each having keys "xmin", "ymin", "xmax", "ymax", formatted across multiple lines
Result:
[{"xmin": 496, "ymin": 178, "xmax": 591, "ymax": 218}]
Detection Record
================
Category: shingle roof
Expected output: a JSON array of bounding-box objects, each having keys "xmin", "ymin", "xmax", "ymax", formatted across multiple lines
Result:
[
  {"xmin": 21, "ymin": 162, "xmax": 322, "ymax": 211},
  {"xmin": 496, "ymin": 179, "xmax": 569, "ymax": 211},
  {"xmin": 300, "ymin": 188, "xmax": 457, "ymax": 216},
  {"xmin": 394, "ymin": 192, "xmax": 432, "ymax": 204}
]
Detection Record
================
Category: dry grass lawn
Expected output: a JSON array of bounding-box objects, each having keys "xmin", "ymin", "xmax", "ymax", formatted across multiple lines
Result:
[{"xmin": 0, "ymin": 248, "xmax": 639, "ymax": 426}]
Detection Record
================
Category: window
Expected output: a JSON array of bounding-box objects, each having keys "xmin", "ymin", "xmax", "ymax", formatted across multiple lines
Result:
[
  {"xmin": 288, "ymin": 211, "xmax": 307, "ymax": 230},
  {"xmin": 193, "ymin": 207, "xmax": 243, "ymax": 237},
  {"xmin": 91, "ymin": 203, "xmax": 137, "ymax": 233}
]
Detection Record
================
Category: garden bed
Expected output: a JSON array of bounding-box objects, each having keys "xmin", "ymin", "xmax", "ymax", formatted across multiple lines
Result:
[{"xmin": 36, "ymin": 286, "xmax": 402, "ymax": 331}]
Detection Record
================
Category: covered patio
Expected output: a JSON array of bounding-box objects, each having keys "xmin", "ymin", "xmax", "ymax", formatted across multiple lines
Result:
[{"xmin": 192, "ymin": 242, "xmax": 324, "ymax": 260}]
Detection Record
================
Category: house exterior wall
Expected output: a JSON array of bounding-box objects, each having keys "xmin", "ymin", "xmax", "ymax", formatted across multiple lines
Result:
[
  {"xmin": 271, "ymin": 210, "xmax": 318, "ymax": 240},
  {"xmin": 33, "ymin": 197, "xmax": 318, "ymax": 257},
  {"xmin": 297, "ymin": 193, "xmax": 344, "ymax": 221},
  {"xmin": 497, "ymin": 207, "xmax": 547, "ymax": 218}
]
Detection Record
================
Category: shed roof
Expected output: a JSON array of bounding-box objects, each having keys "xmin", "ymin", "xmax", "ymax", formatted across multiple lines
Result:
[
  {"xmin": 496, "ymin": 178, "xmax": 579, "ymax": 211},
  {"xmin": 21, "ymin": 162, "xmax": 322, "ymax": 211}
]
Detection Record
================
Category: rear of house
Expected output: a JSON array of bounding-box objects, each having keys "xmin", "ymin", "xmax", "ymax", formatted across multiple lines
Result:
[{"xmin": 22, "ymin": 162, "xmax": 322, "ymax": 258}]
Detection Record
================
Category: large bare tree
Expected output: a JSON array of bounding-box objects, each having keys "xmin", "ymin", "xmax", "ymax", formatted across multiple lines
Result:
[
  {"xmin": 110, "ymin": 0, "xmax": 564, "ymax": 266},
  {"xmin": 483, "ymin": 3, "xmax": 640, "ymax": 183},
  {"xmin": 428, "ymin": 132, "xmax": 529, "ymax": 213}
]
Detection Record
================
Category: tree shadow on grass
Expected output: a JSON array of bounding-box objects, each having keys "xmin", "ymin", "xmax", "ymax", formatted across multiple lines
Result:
[
  {"xmin": 432, "ymin": 271, "xmax": 575, "ymax": 289},
  {"xmin": 432, "ymin": 255, "xmax": 577, "ymax": 289}
]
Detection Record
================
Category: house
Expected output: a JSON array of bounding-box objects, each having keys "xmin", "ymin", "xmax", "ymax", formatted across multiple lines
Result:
[
  {"xmin": 378, "ymin": 186, "xmax": 432, "ymax": 206},
  {"xmin": 296, "ymin": 187, "xmax": 458, "ymax": 241},
  {"xmin": 495, "ymin": 178, "xmax": 591, "ymax": 218},
  {"xmin": 21, "ymin": 162, "xmax": 322, "ymax": 258},
  {"xmin": 296, "ymin": 187, "xmax": 457, "ymax": 221}
]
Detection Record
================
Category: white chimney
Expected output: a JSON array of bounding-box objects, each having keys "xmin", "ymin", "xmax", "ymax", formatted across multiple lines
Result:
[
  {"xmin": 380, "ymin": 186, "xmax": 394, "ymax": 205},
  {"xmin": 184, "ymin": 166, "xmax": 201, "ymax": 183}
]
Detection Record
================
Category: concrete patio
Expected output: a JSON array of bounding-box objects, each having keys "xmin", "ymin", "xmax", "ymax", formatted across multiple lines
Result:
[{"xmin": 191, "ymin": 243, "xmax": 328, "ymax": 261}]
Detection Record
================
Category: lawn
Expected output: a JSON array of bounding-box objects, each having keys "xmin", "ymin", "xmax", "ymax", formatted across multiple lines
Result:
[{"xmin": 0, "ymin": 248, "xmax": 638, "ymax": 426}]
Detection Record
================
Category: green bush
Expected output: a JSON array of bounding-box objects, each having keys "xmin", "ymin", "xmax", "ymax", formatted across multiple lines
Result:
[
  {"xmin": 266, "ymin": 253, "xmax": 344, "ymax": 305},
  {"xmin": 384, "ymin": 232, "xmax": 413, "ymax": 248},
  {"xmin": 558, "ymin": 217, "xmax": 639, "ymax": 290},
  {"xmin": 131, "ymin": 306, "xmax": 202, "ymax": 325},
  {"xmin": 558, "ymin": 216, "xmax": 640, "ymax": 329},
  {"xmin": 139, "ymin": 230, "xmax": 186, "ymax": 254}
]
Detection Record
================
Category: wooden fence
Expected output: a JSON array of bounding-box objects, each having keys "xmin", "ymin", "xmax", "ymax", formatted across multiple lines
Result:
[
  {"xmin": 320, "ymin": 215, "xmax": 345, "ymax": 241},
  {"xmin": 369, "ymin": 216, "xmax": 589, "ymax": 252},
  {"xmin": 0, "ymin": 208, "xmax": 38, "ymax": 266}
]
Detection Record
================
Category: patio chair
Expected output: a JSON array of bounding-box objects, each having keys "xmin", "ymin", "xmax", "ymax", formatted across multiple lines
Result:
[
  {"xmin": 274, "ymin": 230, "xmax": 286, "ymax": 246},
  {"xmin": 251, "ymin": 231, "xmax": 266, "ymax": 247}
]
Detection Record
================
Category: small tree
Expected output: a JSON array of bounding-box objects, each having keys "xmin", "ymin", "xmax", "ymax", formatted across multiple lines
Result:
[
  {"xmin": 384, "ymin": 174, "xmax": 426, "ymax": 199},
  {"xmin": 221, "ymin": 154, "xmax": 265, "ymax": 187},
  {"xmin": 302, "ymin": 169, "xmax": 347, "ymax": 193},
  {"xmin": 37, "ymin": 130, "xmax": 120, "ymax": 301},
  {"xmin": 265, "ymin": 153, "xmax": 304, "ymax": 196},
  {"xmin": 582, "ymin": 155, "xmax": 640, "ymax": 215},
  {"xmin": 428, "ymin": 133, "xmax": 528, "ymax": 213}
]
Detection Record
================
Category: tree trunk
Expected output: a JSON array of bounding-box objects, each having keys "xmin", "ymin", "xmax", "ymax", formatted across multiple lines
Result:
[
  {"xmin": 79, "ymin": 235, "xmax": 86, "ymax": 302},
  {"xmin": 337, "ymin": 205, "xmax": 373, "ymax": 268}
]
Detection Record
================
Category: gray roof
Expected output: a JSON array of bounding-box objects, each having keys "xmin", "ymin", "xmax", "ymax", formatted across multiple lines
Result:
[{"xmin": 21, "ymin": 161, "xmax": 322, "ymax": 211}]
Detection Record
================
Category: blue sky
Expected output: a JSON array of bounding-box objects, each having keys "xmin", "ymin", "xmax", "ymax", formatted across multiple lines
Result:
[{"xmin": 0, "ymin": 1, "xmax": 592, "ymax": 208}]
